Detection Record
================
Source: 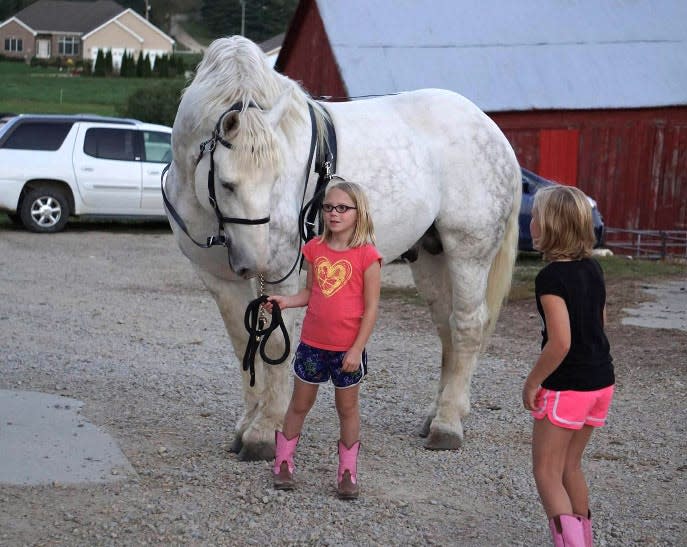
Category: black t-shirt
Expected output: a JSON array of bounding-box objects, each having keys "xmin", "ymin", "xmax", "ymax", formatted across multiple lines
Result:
[{"xmin": 535, "ymin": 258, "xmax": 615, "ymax": 391}]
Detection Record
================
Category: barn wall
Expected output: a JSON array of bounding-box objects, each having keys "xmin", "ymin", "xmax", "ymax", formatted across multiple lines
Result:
[
  {"xmin": 491, "ymin": 108, "xmax": 687, "ymax": 231},
  {"xmin": 275, "ymin": 0, "xmax": 346, "ymax": 99}
]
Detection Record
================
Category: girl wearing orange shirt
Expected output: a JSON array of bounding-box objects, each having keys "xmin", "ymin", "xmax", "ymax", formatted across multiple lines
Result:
[{"xmin": 265, "ymin": 181, "xmax": 381, "ymax": 499}]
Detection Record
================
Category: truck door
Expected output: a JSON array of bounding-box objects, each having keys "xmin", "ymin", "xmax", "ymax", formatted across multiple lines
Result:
[
  {"xmin": 139, "ymin": 130, "xmax": 172, "ymax": 212},
  {"xmin": 73, "ymin": 124, "xmax": 142, "ymax": 211}
]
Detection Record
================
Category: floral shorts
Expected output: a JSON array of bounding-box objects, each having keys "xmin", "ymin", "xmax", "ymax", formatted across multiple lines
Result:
[{"xmin": 292, "ymin": 342, "xmax": 367, "ymax": 389}]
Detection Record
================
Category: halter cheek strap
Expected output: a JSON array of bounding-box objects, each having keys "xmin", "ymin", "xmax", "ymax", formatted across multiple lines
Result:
[{"xmin": 205, "ymin": 102, "xmax": 270, "ymax": 239}]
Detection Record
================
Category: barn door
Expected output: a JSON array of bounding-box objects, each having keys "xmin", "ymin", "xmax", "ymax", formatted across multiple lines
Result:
[{"xmin": 539, "ymin": 129, "xmax": 579, "ymax": 186}]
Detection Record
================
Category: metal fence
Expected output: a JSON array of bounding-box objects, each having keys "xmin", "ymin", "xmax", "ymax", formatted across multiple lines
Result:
[{"xmin": 604, "ymin": 228, "xmax": 687, "ymax": 259}]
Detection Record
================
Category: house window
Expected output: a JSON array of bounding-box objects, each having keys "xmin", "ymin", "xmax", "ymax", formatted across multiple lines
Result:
[
  {"xmin": 3, "ymin": 37, "xmax": 23, "ymax": 52},
  {"xmin": 58, "ymin": 36, "xmax": 80, "ymax": 56}
]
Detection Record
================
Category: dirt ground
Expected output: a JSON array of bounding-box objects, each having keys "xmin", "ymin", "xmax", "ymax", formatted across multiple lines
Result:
[{"xmin": 0, "ymin": 224, "xmax": 685, "ymax": 546}]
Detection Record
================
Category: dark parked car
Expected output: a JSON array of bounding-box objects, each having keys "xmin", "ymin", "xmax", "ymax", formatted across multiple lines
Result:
[{"xmin": 518, "ymin": 167, "xmax": 605, "ymax": 251}]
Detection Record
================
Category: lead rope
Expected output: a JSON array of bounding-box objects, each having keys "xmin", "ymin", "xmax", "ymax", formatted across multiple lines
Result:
[{"xmin": 242, "ymin": 274, "xmax": 290, "ymax": 387}]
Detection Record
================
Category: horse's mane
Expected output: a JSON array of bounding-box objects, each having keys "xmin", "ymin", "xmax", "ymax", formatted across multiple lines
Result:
[{"xmin": 177, "ymin": 36, "xmax": 329, "ymax": 172}]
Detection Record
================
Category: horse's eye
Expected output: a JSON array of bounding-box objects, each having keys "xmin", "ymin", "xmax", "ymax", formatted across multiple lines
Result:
[{"xmin": 221, "ymin": 181, "xmax": 236, "ymax": 193}]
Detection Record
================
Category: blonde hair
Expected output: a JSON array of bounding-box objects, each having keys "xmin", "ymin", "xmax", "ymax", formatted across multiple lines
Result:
[
  {"xmin": 320, "ymin": 180, "xmax": 376, "ymax": 247},
  {"xmin": 532, "ymin": 185, "xmax": 595, "ymax": 261}
]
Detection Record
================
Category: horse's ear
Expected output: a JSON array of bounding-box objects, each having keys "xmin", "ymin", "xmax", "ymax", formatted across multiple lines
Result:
[
  {"xmin": 265, "ymin": 90, "xmax": 292, "ymax": 129},
  {"xmin": 221, "ymin": 111, "xmax": 241, "ymax": 141}
]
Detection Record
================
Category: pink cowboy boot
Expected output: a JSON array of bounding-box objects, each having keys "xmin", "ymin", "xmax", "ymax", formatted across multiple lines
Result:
[
  {"xmin": 337, "ymin": 440, "xmax": 360, "ymax": 499},
  {"xmin": 273, "ymin": 431, "xmax": 299, "ymax": 490},
  {"xmin": 548, "ymin": 514, "xmax": 585, "ymax": 547},
  {"xmin": 576, "ymin": 510, "xmax": 593, "ymax": 546}
]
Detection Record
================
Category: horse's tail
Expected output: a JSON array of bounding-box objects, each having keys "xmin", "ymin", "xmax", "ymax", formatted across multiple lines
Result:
[{"xmin": 484, "ymin": 173, "xmax": 522, "ymax": 339}]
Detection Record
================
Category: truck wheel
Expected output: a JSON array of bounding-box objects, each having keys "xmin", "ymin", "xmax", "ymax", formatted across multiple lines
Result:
[{"xmin": 19, "ymin": 185, "xmax": 71, "ymax": 233}]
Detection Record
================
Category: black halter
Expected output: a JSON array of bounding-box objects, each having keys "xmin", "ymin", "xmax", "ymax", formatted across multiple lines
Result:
[
  {"xmin": 161, "ymin": 99, "xmax": 337, "ymax": 386},
  {"xmin": 161, "ymin": 100, "xmax": 337, "ymax": 282},
  {"xmin": 161, "ymin": 102, "xmax": 270, "ymax": 250}
]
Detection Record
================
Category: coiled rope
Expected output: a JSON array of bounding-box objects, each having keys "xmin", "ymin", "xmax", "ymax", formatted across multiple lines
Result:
[{"xmin": 242, "ymin": 295, "xmax": 290, "ymax": 387}]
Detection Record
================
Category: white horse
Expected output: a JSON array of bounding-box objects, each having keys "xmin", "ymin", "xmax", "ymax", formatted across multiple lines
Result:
[{"xmin": 165, "ymin": 36, "xmax": 521, "ymax": 460}]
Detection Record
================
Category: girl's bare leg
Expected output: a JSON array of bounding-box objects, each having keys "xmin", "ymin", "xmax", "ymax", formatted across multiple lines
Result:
[
  {"xmin": 282, "ymin": 378, "xmax": 319, "ymax": 439},
  {"xmin": 532, "ymin": 418, "xmax": 575, "ymax": 518},
  {"xmin": 564, "ymin": 425, "xmax": 594, "ymax": 516},
  {"xmin": 335, "ymin": 384, "xmax": 360, "ymax": 447}
]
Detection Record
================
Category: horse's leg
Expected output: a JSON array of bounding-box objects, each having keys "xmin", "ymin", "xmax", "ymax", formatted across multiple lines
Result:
[
  {"xmin": 195, "ymin": 268, "xmax": 295, "ymax": 461},
  {"xmin": 413, "ymin": 248, "xmax": 492, "ymax": 450},
  {"xmin": 433, "ymin": 253, "xmax": 491, "ymax": 450},
  {"xmin": 408, "ymin": 249, "xmax": 453, "ymax": 438}
]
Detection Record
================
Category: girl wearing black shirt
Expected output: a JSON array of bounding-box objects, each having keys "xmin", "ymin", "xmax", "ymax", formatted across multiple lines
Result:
[{"xmin": 522, "ymin": 185, "xmax": 614, "ymax": 546}]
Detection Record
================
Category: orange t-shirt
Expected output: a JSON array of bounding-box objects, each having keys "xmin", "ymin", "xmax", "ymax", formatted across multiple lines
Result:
[{"xmin": 300, "ymin": 238, "xmax": 382, "ymax": 351}]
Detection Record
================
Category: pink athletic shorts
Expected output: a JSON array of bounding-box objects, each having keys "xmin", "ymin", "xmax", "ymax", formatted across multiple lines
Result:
[{"xmin": 531, "ymin": 385, "xmax": 615, "ymax": 430}]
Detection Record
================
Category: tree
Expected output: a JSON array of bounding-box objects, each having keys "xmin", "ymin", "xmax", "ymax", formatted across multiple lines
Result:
[
  {"xmin": 92, "ymin": 49, "xmax": 105, "ymax": 76},
  {"xmin": 104, "ymin": 49, "xmax": 113, "ymax": 76},
  {"xmin": 142, "ymin": 53, "xmax": 152, "ymax": 77},
  {"xmin": 119, "ymin": 51, "xmax": 128, "ymax": 76},
  {"xmin": 154, "ymin": 54, "xmax": 169, "ymax": 77},
  {"xmin": 135, "ymin": 51, "xmax": 144, "ymax": 77},
  {"xmin": 201, "ymin": 0, "xmax": 298, "ymax": 43},
  {"xmin": 0, "ymin": 0, "xmax": 37, "ymax": 20},
  {"xmin": 123, "ymin": 51, "xmax": 137, "ymax": 77}
]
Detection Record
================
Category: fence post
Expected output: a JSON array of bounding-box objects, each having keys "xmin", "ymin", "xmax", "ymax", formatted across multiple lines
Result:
[
  {"xmin": 636, "ymin": 232, "xmax": 641, "ymax": 258},
  {"xmin": 660, "ymin": 231, "xmax": 666, "ymax": 259}
]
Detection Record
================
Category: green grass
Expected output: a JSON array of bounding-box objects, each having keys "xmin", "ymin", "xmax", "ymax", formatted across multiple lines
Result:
[
  {"xmin": 509, "ymin": 253, "xmax": 686, "ymax": 300},
  {"xmin": 382, "ymin": 253, "xmax": 686, "ymax": 305},
  {"xmin": 0, "ymin": 62, "xmax": 186, "ymax": 116}
]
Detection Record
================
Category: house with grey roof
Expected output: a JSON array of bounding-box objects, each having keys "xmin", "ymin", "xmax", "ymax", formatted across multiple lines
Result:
[
  {"xmin": 0, "ymin": 0, "xmax": 174, "ymax": 70},
  {"xmin": 276, "ymin": 0, "xmax": 687, "ymax": 232}
]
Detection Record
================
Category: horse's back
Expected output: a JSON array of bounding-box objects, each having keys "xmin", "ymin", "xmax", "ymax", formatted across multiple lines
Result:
[{"xmin": 325, "ymin": 89, "xmax": 519, "ymax": 246}]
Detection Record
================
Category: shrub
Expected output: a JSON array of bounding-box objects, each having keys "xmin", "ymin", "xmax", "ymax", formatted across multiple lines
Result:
[
  {"xmin": 0, "ymin": 54, "xmax": 25, "ymax": 63},
  {"xmin": 104, "ymin": 50, "xmax": 113, "ymax": 76},
  {"xmin": 93, "ymin": 49, "xmax": 106, "ymax": 76},
  {"xmin": 118, "ymin": 82, "xmax": 184, "ymax": 126}
]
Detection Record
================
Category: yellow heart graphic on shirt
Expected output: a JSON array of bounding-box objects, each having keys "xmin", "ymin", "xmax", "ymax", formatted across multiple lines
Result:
[{"xmin": 314, "ymin": 257, "xmax": 352, "ymax": 297}]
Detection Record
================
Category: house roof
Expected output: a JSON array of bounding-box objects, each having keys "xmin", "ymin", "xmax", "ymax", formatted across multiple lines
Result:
[
  {"xmin": 312, "ymin": 0, "xmax": 687, "ymax": 111},
  {"xmin": 12, "ymin": 0, "xmax": 125, "ymax": 34},
  {"xmin": 259, "ymin": 33, "xmax": 285, "ymax": 55}
]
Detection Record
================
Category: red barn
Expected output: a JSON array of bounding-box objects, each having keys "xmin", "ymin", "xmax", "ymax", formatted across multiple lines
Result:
[{"xmin": 277, "ymin": 0, "xmax": 687, "ymax": 232}]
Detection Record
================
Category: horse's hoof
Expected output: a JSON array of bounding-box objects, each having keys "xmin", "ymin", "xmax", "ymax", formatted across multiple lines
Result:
[
  {"xmin": 417, "ymin": 416, "xmax": 433, "ymax": 438},
  {"xmin": 424, "ymin": 429, "xmax": 463, "ymax": 450},
  {"xmin": 238, "ymin": 441, "xmax": 274, "ymax": 461},
  {"xmin": 229, "ymin": 434, "xmax": 243, "ymax": 454}
]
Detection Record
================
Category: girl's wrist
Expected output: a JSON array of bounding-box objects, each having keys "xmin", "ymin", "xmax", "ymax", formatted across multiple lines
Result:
[{"xmin": 524, "ymin": 376, "xmax": 539, "ymax": 389}]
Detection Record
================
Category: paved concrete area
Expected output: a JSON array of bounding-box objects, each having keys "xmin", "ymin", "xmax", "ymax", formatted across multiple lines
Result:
[
  {"xmin": 621, "ymin": 279, "xmax": 687, "ymax": 332},
  {"xmin": 0, "ymin": 390, "xmax": 134, "ymax": 486}
]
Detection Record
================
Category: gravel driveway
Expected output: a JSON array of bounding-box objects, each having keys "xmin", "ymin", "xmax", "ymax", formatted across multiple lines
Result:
[{"xmin": 1, "ymin": 223, "xmax": 685, "ymax": 546}]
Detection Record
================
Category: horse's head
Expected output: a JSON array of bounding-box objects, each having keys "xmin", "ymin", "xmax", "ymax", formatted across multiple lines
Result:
[
  {"xmin": 196, "ymin": 94, "xmax": 293, "ymax": 276},
  {"xmin": 172, "ymin": 36, "xmax": 307, "ymax": 278}
]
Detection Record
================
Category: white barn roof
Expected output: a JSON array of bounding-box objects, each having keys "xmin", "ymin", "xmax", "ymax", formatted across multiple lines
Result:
[{"xmin": 316, "ymin": 0, "xmax": 687, "ymax": 111}]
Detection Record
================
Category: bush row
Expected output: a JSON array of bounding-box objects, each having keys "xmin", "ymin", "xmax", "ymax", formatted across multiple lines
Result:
[{"xmin": 93, "ymin": 50, "xmax": 186, "ymax": 78}]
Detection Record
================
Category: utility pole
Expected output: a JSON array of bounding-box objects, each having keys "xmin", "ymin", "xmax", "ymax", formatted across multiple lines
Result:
[
  {"xmin": 144, "ymin": 0, "xmax": 151, "ymax": 20},
  {"xmin": 240, "ymin": 0, "xmax": 246, "ymax": 36}
]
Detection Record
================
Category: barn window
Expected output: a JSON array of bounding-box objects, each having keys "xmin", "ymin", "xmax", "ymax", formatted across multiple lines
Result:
[
  {"xmin": 3, "ymin": 37, "xmax": 23, "ymax": 52},
  {"xmin": 58, "ymin": 36, "xmax": 80, "ymax": 56}
]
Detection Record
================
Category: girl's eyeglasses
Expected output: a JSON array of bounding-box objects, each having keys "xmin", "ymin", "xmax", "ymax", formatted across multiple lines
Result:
[{"xmin": 322, "ymin": 204, "xmax": 357, "ymax": 213}]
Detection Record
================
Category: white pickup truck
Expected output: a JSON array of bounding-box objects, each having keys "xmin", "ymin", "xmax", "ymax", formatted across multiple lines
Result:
[{"xmin": 0, "ymin": 114, "xmax": 172, "ymax": 233}]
